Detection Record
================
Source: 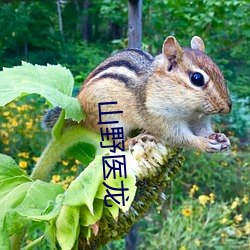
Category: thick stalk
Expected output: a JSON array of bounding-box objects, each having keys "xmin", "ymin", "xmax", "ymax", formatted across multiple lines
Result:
[{"xmin": 30, "ymin": 126, "xmax": 103, "ymax": 181}]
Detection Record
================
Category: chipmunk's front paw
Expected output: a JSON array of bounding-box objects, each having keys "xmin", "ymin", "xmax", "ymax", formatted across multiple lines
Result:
[{"xmin": 206, "ymin": 133, "xmax": 230, "ymax": 152}]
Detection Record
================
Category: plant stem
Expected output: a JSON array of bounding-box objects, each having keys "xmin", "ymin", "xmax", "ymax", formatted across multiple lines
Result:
[{"xmin": 30, "ymin": 126, "xmax": 102, "ymax": 181}]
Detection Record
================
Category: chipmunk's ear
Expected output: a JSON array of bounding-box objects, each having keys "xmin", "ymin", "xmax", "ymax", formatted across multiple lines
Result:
[
  {"xmin": 191, "ymin": 36, "xmax": 205, "ymax": 52},
  {"xmin": 162, "ymin": 36, "xmax": 184, "ymax": 63}
]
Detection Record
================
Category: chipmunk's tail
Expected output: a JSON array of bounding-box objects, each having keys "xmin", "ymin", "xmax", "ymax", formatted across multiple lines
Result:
[{"xmin": 41, "ymin": 106, "xmax": 62, "ymax": 130}]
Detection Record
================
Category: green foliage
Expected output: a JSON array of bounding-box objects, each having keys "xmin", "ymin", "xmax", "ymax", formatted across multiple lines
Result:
[
  {"xmin": 138, "ymin": 197, "xmax": 249, "ymax": 249},
  {"xmin": 61, "ymin": 42, "xmax": 110, "ymax": 86},
  {"xmin": 66, "ymin": 142, "xmax": 96, "ymax": 165},
  {"xmin": 219, "ymin": 97, "xmax": 250, "ymax": 139},
  {"xmin": 177, "ymin": 147, "xmax": 250, "ymax": 202}
]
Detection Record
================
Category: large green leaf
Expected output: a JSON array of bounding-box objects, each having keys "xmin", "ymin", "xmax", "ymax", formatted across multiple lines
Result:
[
  {"xmin": 0, "ymin": 154, "xmax": 65, "ymax": 248},
  {"xmin": 56, "ymin": 205, "xmax": 80, "ymax": 250},
  {"xmin": 45, "ymin": 220, "xmax": 56, "ymax": 249},
  {"xmin": 0, "ymin": 62, "xmax": 85, "ymax": 121},
  {"xmin": 0, "ymin": 154, "xmax": 30, "ymax": 181},
  {"xmin": 105, "ymin": 201, "xmax": 119, "ymax": 219},
  {"xmin": 0, "ymin": 176, "xmax": 31, "ymax": 201},
  {"xmin": 26, "ymin": 198, "xmax": 63, "ymax": 222},
  {"xmin": 96, "ymin": 174, "xmax": 136, "ymax": 213},
  {"xmin": 63, "ymin": 155, "xmax": 104, "ymax": 213},
  {"xmin": 20, "ymin": 181, "xmax": 64, "ymax": 213},
  {"xmin": 0, "ymin": 182, "xmax": 33, "ymax": 216},
  {"xmin": 0, "ymin": 182, "xmax": 33, "ymax": 243},
  {"xmin": 79, "ymin": 199, "xmax": 103, "ymax": 227}
]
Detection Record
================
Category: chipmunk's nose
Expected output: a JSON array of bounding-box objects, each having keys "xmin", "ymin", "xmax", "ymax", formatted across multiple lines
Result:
[{"xmin": 219, "ymin": 101, "xmax": 232, "ymax": 114}]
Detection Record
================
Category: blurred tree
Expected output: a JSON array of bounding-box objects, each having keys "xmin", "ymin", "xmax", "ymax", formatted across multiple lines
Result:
[
  {"xmin": 82, "ymin": 0, "xmax": 91, "ymax": 41},
  {"xmin": 57, "ymin": 0, "xmax": 64, "ymax": 36},
  {"xmin": 128, "ymin": 0, "xmax": 142, "ymax": 48}
]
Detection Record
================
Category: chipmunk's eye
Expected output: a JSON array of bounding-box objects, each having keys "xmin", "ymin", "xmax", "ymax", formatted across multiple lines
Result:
[{"xmin": 190, "ymin": 72, "xmax": 204, "ymax": 87}]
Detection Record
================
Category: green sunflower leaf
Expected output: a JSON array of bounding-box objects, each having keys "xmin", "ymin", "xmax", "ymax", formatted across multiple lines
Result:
[
  {"xmin": 56, "ymin": 205, "xmax": 80, "ymax": 250},
  {"xmin": 0, "ymin": 62, "xmax": 84, "ymax": 121}
]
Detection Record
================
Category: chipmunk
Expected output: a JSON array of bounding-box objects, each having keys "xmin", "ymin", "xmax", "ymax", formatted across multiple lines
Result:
[{"xmin": 44, "ymin": 36, "xmax": 232, "ymax": 153}]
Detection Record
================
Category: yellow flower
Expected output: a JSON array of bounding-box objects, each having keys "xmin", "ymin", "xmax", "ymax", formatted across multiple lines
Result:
[
  {"xmin": 194, "ymin": 238, "xmax": 201, "ymax": 247},
  {"xmin": 26, "ymin": 121, "xmax": 33, "ymax": 129},
  {"xmin": 62, "ymin": 160, "xmax": 69, "ymax": 166},
  {"xmin": 51, "ymin": 175, "xmax": 61, "ymax": 183},
  {"xmin": 198, "ymin": 195, "xmax": 210, "ymax": 206},
  {"xmin": 232, "ymin": 150, "xmax": 237, "ymax": 156},
  {"xmin": 66, "ymin": 176, "xmax": 75, "ymax": 182},
  {"xmin": 17, "ymin": 105, "xmax": 31, "ymax": 112},
  {"xmin": 0, "ymin": 130, "xmax": 8, "ymax": 138},
  {"xmin": 182, "ymin": 207, "xmax": 192, "ymax": 217},
  {"xmin": 4, "ymin": 147, "xmax": 10, "ymax": 152},
  {"xmin": 231, "ymin": 201, "xmax": 238, "ymax": 209},
  {"xmin": 209, "ymin": 193, "xmax": 215, "ymax": 204},
  {"xmin": 18, "ymin": 152, "xmax": 30, "ymax": 159},
  {"xmin": 179, "ymin": 247, "xmax": 186, "ymax": 250},
  {"xmin": 3, "ymin": 111, "xmax": 9, "ymax": 116},
  {"xmin": 244, "ymin": 221, "xmax": 250, "ymax": 234},
  {"xmin": 11, "ymin": 119, "xmax": 18, "ymax": 127},
  {"xmin": 63, "ymin": 182, "xmax": 69, "ymax": 189},
  {"xmin": 243, "ymin": 195, "xmax": 248, "ymax": 204},
  {"xmin": 9, "ymin": 102, "xmax": 16, "ymax": 108},
  {"xmin": 19, "ymin": 161, "xmax": 28, "ymax": 169},
  {"xmin": 231, "ymin": 198, "xmax": 240, "ymax": 209},
  {"xmin": 189, "ymin": 184, "xmax": 199, "ymax": 197},
  {"xmin": 70, "ymin": 165, "xmax": 77, "ymax": 172},
  {"xmin": 221, "ymin": 162, "xmax": 228, "ymax": 167},
  {"xmin": 3, "ymin": 138, "xmax": 9, "ymax": 145},
  {"xmin": 220, "ymin": 217, "xmax": 228, "ymax": 224},
  {"xmin": 75, "ymin": 159, "xmax": 81, "ymax": 165},
  {"xmin": 32, "ymin": 157, "xmax": 39, "ymax": 162},
  {"xmin": 234, "ymin": 214, "xmax": 243, "ymax": 224},
  {"xmin": 221, "ymin": 232, "xmax": 227, "ymax": 238}
]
